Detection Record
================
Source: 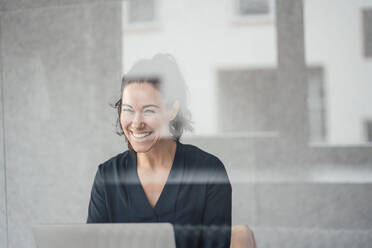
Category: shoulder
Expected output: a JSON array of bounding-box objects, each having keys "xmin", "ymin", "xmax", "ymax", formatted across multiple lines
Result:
[
  {"xmin": 180, "ymin": 142, "xmax": 227, "ymax": 174},
  {"xmin": 180, "ymin": 142, "xmax": 231, "ymax": 186}
]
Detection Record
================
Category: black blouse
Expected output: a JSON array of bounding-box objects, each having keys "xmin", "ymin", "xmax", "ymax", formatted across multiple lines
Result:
[{"xmin": 86, "ymin": 140, "xmax": 232, "ymax": 248}]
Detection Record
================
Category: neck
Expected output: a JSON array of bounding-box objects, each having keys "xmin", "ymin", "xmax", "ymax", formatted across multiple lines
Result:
[{"xmin": 136, "ymin": 138, "xmax": 177, "ymax": 171}]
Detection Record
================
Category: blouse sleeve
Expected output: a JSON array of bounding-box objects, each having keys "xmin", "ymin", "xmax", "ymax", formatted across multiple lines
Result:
[
  {"xmin": 86, "ymin": 164, "xmax": 109, "ymax": 223},
  {"xmin": 200, "ymin": 157, "xmax": 232, "ymax": 248}
]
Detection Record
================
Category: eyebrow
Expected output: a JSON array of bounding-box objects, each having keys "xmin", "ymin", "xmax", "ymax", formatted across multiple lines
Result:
[{"xmin": 122, "ymin": 104, "xmax": 160, "ymax": 109}]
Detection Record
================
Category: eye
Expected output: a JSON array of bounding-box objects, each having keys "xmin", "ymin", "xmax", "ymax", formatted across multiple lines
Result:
[
  {"xmin": 122, "ymin": 108, "xmax": 133, "ymax": 112},
  {"xmin": 144, "ymin": 109, "xmax": 155, "ymax": 113}
]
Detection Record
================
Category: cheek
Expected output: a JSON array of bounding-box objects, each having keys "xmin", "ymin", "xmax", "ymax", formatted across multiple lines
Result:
[
  {"xmin": 145, "ymin": 113, "xmax": 170, "ymax": 132},
  {"xmin": 145, "ymin": 115, "xmax": 164, "ymax": 128},
  {"xmin": 120, "ymin": 114, "xmax": 130, "ymax": 129}
]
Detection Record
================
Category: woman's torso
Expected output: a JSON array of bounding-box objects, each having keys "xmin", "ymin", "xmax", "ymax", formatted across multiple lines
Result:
[{"xmin": 94, "ymin": 140, "xmax": 231, "ymax": 248}]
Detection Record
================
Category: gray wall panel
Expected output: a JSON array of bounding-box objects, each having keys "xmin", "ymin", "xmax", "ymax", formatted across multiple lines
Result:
[
  {"xmin": 0, "ymin": 12, "xmax": 8, "ymax": 248},
  {"xmin": 363, "ymin": 9, "xmax": 372, "ymax": 57},
  {"xmin": 1, "ymin": 2, "xmax": 122, "ymax": 247},
  {"xmin": 256, "ymin": 183, "xmax": 372, "ymax": 229},
  {"xmin": 254, "ymin": 227, "xmax": 372, "ymax": 248},
  {"xmin": 1, "ymin": 0, "xmax": 120, "ymax": 12},
  {"xmin": 276, "ymin": 0, "xmax": 309, "ymax": 144}
]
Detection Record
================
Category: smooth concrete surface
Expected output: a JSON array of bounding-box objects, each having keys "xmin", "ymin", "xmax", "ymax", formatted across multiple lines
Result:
[
  {"xmin": 256, "ymin": 183, "xmax": 372, "ymax": 229},
  {"xmin": 276, "ymin": 0, "xmax": 309, "ymax": 144},
  {"xmin": 0, "ymin": 0, "xmax": 121, "ymax": 12},
  {"xmin": 254, "ymin": 138, "xmax": 372, "ymax": 168},
  {"xmin": 254, "ymin": 227, "xmax": 372, "ymax": 248},
  {"xmin": 1, "ymin": 1, "xmax": 122, "ymax": 247},
  {"xmin": 364, "ymin": 9, "xmax": 372, "ymax": 57},
  {"xmin": 0, "ymin": 12, "xmax": 8, "ymax": 247},
  {"xmin": 231, "ymin": 182, "xmax": 256, "ymax": 227}
]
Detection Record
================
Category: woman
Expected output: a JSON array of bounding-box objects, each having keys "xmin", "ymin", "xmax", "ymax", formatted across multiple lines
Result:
[{"xmin": 87, "ymin": 54, "xmax": 232, "ymax": 248}]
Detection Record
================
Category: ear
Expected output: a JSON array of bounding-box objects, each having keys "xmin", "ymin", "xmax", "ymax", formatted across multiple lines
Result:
[{"xmin": 168, "ymin": 100, "xmax": 180, "ymax": 121}]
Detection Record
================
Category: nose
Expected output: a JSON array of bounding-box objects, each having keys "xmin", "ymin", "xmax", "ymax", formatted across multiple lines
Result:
[{"xmin": 132, "ymin": 112, "xmax": 145, "ymax": 129}]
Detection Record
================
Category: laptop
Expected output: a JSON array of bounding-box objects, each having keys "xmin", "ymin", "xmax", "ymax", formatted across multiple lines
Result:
[{"xmin": 31, "ymin": 223, "xmax": 176, "ymax": 248}]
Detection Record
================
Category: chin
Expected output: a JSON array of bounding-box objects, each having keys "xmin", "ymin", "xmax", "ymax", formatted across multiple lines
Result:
[
  {"xmin": 129, "ymin": 137, "xmax": 159, "ymax": 153},
  {"xmin": 132, "ymin": 144, "xmax": 155, "ymax": 153}
]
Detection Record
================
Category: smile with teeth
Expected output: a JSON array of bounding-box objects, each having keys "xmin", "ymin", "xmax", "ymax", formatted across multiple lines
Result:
[{"xmin": 131, "ymin": 131, "xmax": 153, "ymax": 139}]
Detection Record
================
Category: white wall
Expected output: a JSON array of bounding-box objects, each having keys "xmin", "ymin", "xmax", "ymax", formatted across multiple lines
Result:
[{"xmin": 305, "ymin": 0, "xmax": 372, "ymax": 144}]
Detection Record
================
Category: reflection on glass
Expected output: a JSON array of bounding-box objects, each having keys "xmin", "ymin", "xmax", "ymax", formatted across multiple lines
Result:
[{"xmin": 122, "ymin": 0, "xmax": 277, "ymax": 136}]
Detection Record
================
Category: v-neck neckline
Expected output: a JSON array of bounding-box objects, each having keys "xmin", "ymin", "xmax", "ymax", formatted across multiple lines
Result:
[{"xmin": 132, "ymin": 140, "xmax": 181, "ymax": 214}]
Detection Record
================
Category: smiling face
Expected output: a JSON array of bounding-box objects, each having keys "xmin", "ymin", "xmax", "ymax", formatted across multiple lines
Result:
[{"xmin": 120, "ymin": 82, "xmax": 177, "ymax": 153}]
